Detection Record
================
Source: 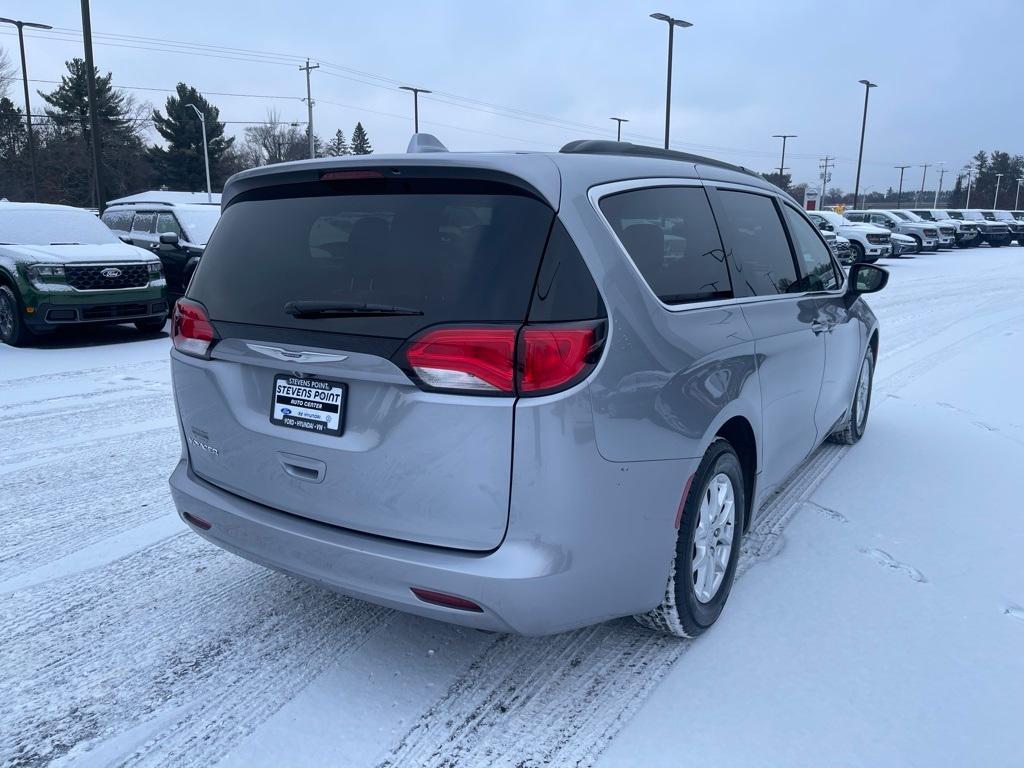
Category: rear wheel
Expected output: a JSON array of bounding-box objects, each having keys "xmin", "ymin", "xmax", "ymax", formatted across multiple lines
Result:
[
  {"xmin": 831, "ymin": 349, "xmax": 874, "ymax": 445},
  {"xmin": 634, "ymin": 439, "xmax": 746, "ymax": 638},
  {"xmin": 0, "ymin": 284, "xmax": 34, "ymax": 347}
]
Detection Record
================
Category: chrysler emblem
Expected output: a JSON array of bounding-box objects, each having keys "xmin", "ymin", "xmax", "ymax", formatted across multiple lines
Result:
[{"xmin": 100, "ymin": 267, "xmax": 123, "ymax": 278}]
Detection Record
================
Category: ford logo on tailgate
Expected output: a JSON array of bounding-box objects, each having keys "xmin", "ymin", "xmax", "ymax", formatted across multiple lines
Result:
[{"xmin": 100, "ymin": 267, "xmax": 123, "ymax": 278}]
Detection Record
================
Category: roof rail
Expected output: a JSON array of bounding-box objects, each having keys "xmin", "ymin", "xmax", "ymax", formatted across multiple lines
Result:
[
  {"xmin": 559, "ymin": 140, "xmax": 761, "ymax": 179},
  {"xmin": 105, "ymin": 199, "xmax": 218, "ymax": 208}
]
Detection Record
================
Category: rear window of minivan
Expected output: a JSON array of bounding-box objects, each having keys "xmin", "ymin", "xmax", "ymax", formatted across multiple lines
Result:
[{"xmin": 188, "ymin": 178, "xmax": 555, "ymax": 340}]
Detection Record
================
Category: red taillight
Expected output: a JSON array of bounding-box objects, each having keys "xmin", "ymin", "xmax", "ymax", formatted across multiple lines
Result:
[
  {"xmin": 519, "ymin": 327, "xmax": 596, "ymax": 393},
  {"xmin": 172, "ymin": 298, "xmax": 216, "ymax": 358},
  {"xmin": 406, "ymin": 327, "xmax": 517, "ymax": 393},
  {"xmin": 404, "ymin": 323, "xmax": 602, "ymax": 395},
  {"xmin": 410, "ymin": 587, "xmax": 483, "ymax": 613}
]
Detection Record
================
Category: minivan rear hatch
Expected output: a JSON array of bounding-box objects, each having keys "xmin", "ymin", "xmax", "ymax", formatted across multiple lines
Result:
[{"xmin": 176, "ymin": 171, "xmax": 557, "ymax": 551}]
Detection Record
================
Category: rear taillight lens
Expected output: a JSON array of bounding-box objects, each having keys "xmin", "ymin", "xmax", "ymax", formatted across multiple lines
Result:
[
  {"xmin": 172, "ymin": 298, "xmax": 216, "ymax": 359},
  {"xmin": 519, "ymin": 326, "xmax": 597, "ymax": 394},
  {"xmin": 406, "ymin": 327, "xmax": 517, "ymax": 392},
  {"xmin": 404, "ymin": 323, "xmax": 602, "ymax": 396}
]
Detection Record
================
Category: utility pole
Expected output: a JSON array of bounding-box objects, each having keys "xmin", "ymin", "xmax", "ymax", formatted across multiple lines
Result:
[
  {"xmin": 772, "ymin": 134, "xmax": 797, "ymax": 179},
  {"xmin": 819, "ymin": 156, "xmax": 834, "ymax": 205},
  {"xmin": 933, "ymin": 163, "xmax": 947, "ymax": 208},
  {"xmin": 965, "ymin": 167, "xmax": 974, "ymax": 209},
  {"xmin": 650, "ymin": 13, "xmax": 693, "ymax": 150},
  {"xmin": 399, "ymin": 86, "xmax": 431, "ymax": 133},
  {"xmin": 80, "ymin": 0, "xmax": 104, "ymax": 212},
  {"xmin": 0, "ymin": 16, "xmax": 52, "ymax": 201},
  {"xmin": 853, "ymin": 79, "xmax": 877, "ymax": 210},
  {"xmin": 916, "ymin": 163, "xmax": 930, "ymax": 206},
  {"xmin": 1015, "ymin": 178, "xmax": 1023, "ymax": 210},
  {"xmin": 299, "ymin": 59, "xmax": 319, "ymax": 159},
  {"xmin": 186, "ymin": 104, "xmax": 211, "ymax": 203},
  {"xmin": 894, "ymin": 165, "xmax": 911, "ymax": 209},
  {"xmin": 610, "ymin": 117, "xmax": 629, "ymax": 141},
  {"xmin": 993, "ymin": 173, "xmax": 1004, "ymax": 209}
]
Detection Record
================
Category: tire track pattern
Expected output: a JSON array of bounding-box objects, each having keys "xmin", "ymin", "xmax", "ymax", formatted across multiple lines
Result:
[{"xmin": 0, "ymin": 534, "xmax": 387, "ymax": 768}]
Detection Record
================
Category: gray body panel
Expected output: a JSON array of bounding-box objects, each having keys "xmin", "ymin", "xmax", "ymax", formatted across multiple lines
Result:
[{"xmin": 169, "ymin": 149, "xmax": 879, "ymax": 634}]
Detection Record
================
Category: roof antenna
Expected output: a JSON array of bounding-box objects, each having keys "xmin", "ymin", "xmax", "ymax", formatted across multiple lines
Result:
[{"xmin": 407, "ymin": 133, "xmax": 448, "ymax": 153}]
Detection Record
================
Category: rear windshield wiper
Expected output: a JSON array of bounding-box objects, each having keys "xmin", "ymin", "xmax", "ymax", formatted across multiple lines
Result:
[{"xmin": 284, "ymin": 300, "xmax": 423, "ymax": 319}]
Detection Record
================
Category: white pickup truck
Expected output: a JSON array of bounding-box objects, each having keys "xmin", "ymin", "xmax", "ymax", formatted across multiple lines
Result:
[{"xmin": 807, "ymin": 210, "xmax": 890, "ymax": 262}]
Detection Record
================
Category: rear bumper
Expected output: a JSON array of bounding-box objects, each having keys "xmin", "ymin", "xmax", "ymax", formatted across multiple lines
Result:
[{"xmin": 170, "ymin": 445, "xmax": 693, "ymax": 636}]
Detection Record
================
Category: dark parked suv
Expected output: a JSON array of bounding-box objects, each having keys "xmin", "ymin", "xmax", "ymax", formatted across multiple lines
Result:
[{"xmin": 169, "ymin": 139, "xmax": 887, "ymax": 637}]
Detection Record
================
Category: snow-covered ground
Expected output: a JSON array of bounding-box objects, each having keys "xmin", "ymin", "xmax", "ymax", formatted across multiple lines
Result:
[{"xmin": 2, "ymin": 246, "xmax": 1022, "ymax": 767}]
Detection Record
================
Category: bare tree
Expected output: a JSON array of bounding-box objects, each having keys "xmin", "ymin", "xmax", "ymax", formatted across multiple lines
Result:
[
  {"xmin": 0, "ymin": 47, "xmax": 16, "ymax": 100},
  {"xmin": 241, "ymin": 108, "xmax": 307, "ymax": 166}
]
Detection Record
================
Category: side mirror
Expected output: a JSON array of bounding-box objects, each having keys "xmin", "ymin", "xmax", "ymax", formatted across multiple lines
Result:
[
  {"xmin": 847, "ymin": 263, "xmax": 888, "ymax": 296},
  {"xmin": 817, "ymin": 221, "xmax": 834, "ymax": 232},
  {"xmin": 159, "ymin": 231, "xmax": 180, "ymax": 247},
  {"xmin": 118, "ymin": 234, "xmax": 132, "ymax": 244}
]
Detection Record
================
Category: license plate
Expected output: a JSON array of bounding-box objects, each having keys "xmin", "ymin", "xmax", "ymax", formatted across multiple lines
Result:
[{"xmin": 270, "ymin": 375, "xmax": 346, "ymax": 437}]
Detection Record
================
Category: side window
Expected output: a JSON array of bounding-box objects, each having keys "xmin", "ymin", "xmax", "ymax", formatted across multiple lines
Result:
[
  {"xmin": 782, "ymin": 205, "xmax": 839, "ymax": 292},
  {"xmin": 156, "ymin": 212, "xmax": 183, "ymax": 237},
  {"xmin": 529, "ymin": 220, "xmax": 605, "ymax": 321},
  {"xmin": 844, "ymin": 212, "xmax": 864, "ymax": 222},
  {"xmin": 101, "ymin": 209, "xmax": 133, "ymax": 232},
  {"xmin": 869, "ymin": 214, "xmax": 891, "ymax": 228},
  {"xmin": 599, "ymin": 185, "xmax": 731, "ymax": 304},
  {"xmin": 715, "ymin": 190, "xmax": 797, "ymax": 297},
  {"xmin": 131, "ymin": 212, "xmax": 156, "ymax": 234}
]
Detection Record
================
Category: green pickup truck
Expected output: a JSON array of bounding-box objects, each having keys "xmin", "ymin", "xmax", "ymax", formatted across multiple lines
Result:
[{"xmin": 0, "ymin": 202, "xmax": 168, "ymax": 346}]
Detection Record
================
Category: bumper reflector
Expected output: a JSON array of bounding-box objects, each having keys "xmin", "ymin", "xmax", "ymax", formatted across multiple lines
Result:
[
  {"xmin": 410, "ymin": 587, "xmax": 483, "ymax": 612},
  {"xmin": 182, "ymin": 511, "xmax": 212, "ymax": 530}
]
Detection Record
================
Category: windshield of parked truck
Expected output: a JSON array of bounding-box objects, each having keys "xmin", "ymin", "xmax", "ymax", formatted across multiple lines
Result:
[{"xmin": 0, "ymin": 207, "xmax": 121, "ymax": 246}]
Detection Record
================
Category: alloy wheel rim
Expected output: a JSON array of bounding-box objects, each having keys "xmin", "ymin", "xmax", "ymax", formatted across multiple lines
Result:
[
  {"xmin": 856, "ymin": 356, "xmax": 871, "ymax": 431},
  {"xmin": 691, "ymin": 472, "xmax": 736, "ymax": 604},
  {"xmin": 0, "ymin": 293, "xmax": 13, "ymax": 339}
]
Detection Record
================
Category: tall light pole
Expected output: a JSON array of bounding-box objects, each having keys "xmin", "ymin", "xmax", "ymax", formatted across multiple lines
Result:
[
  {"xmin": 610, "ymin": 117, "xmax": 629, "ymax": 141},
  {"xmin": 933, "ymin": 162, "xmax": 946, "ymax": 208},
  {"xmin": 853, "ymin": 79, "xmax": 877, "ymax": 210},
  {"xmin": 0, "ymin": 16, "xmax": 52, "ymax": 201},
  {"xmin": 299, "ymin": 59, "xmax": 319, "ymax": 159},
  {"xmin": 993, "ymin": 173, "xmax": 1004, "ymax": 209},
  {"xmin": 399, "ymin": 86, "xmax": 431, "ymax": 133},
  {"xmin": 916, "ymin": 163, "xmax": 930, "ymax": 206},
  {"xmin": 1015, "ymin": 178, "xmax": 1023, "ymax": 210},
  {"xmin": 79, "ymin": 0, "xmax": 104, "ymax": 212},
  {"xmin": 650, "ymin": 13, "xmax": 693, "ymax": 150},
  {"xmin": 965, "ymin": 166, "xmax": 975, "ymax": 209},
  {"xmin": 894, "ymin": 165, "xmax": 911, "ymax": 209},
  {"xmin": 772, "ymin": 134, "xmax": 797, "ymax": 180},
  {"xmin": 185, "ymin": 103, "xmax": 211, "ymax": 203}
]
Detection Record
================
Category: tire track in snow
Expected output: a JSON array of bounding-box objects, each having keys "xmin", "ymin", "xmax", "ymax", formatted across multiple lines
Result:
[
  {"xmin": 374, "ymin": 445, "xmax": 848, "ymax": 768},
  {"xmin": 0, "ymin": 534, "xmax": 388, "ymax": 768},
  {"xmin": 0, "ymin": 426, "xmax": 180, "ymax": 582}
]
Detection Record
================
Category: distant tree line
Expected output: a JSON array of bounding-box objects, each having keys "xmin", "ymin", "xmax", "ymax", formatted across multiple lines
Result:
[
  {"xmin": 765, "ymin": 150, "xmax": 1024, "ymax": 210},
  {"xmin": 0, "ymin": 54, "xmax": 375, "ymax": 207}
]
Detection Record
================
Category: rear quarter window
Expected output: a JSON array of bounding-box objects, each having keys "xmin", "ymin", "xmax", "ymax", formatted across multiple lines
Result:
[
  {"xmin": 714, "ymin": 190, "xmax": 797, "ymax": 297},
  {"xmin": 599, "ymin": 185, "xmax": 731, "ymax": 304}
]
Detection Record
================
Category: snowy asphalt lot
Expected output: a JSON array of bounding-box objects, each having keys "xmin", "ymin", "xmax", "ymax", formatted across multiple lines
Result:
[{"xmin": 2, "ymin": 246, "xmax": 1023, "ymax": 767}]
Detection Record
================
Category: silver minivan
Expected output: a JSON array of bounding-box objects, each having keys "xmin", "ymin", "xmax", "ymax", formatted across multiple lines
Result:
[{"xmin": 169, "ymin": 140, "xmax": 886, "ymax": 638}]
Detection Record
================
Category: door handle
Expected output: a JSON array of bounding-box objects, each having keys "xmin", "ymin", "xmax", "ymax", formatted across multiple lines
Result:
[{"xmin": 278, "ymin": 452, "xmax": 326, "ymax": 483}]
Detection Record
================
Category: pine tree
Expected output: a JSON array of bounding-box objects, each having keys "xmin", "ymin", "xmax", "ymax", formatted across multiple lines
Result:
[
  {"xmin": 324, "ymin": 129, "xmax": 350, "ymax": 157},
  {"xmin": 149, "ymin": 83, "xmax": 234, "ymax": 191},
  {"xmin": 350, "ymin": 122, "xmax": 372, "ymax": 155}
]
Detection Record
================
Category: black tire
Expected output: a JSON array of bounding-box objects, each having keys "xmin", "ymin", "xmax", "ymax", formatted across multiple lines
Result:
[
  {"xmin": 0, "ymin": 284, "xmax": 35, "ymax": 347},
  {"xmin": 635, "ymin": 439, "xmax": 747, "ymax": 638},
  {"xmin": 830, "ymin": 348, "xmax": 875, "ymax": 445},
  {"xmin": 851, "ymin": 241, "xmax": 865, "ymax": 263},
  {"xmin": 134, "ymin": 316, "xmax": 167, "ymax": 334}
]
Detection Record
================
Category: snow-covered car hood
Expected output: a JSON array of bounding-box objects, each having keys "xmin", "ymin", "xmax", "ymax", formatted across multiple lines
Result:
[
  {"xmin": 1, "ymin": 242, "xmax": 151, "ymax": 264},
  {"xmin": 840, "ymin": 223, "xmax": 890, "ymax": 236}
]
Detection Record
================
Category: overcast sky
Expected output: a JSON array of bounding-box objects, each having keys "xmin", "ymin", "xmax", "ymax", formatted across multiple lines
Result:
[{"xmin": 2, "ymin": 0, "xmax": 1021, "ymax": 193}]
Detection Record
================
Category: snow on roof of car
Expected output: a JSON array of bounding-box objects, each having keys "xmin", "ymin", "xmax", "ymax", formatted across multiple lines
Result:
[{"xmin": 106, "ymin": 191, "xmax": 222, "ymax": 206}]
